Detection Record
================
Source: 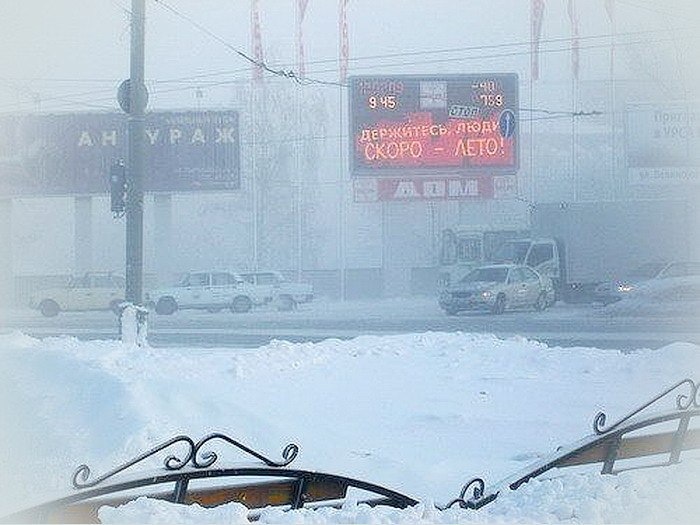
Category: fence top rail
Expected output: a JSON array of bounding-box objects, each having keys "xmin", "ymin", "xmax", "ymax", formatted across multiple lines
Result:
[{"xmin": 459, "ymin": 397, "xmax": 700, "ymax": 510}]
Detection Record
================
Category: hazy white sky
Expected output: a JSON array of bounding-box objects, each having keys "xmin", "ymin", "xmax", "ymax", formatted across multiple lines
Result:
[
  {"xmin": 1, "ymin": 0, "xmax": 698, "ymax": 114},
  {"xmin": 1, "ymin": 1, "xmax": 698, "ymax": 278}
]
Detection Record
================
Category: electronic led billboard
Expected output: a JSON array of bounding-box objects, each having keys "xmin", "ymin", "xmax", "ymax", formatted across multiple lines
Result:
[{"xmin": 350, "ymin": 74, "xmax": 518, "ymax": 176}]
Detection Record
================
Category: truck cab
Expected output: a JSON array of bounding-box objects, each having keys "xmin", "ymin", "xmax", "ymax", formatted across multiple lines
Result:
[
  {"xmin": 490, "ymin": 238, "xmax": 563, "ymax": 294},
  {"xmin": 438, "ymin": 228, "xmax": 528, "ymax": 288}
]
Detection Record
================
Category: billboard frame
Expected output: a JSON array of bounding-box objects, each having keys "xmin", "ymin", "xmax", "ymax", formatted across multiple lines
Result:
[
  {"xmin": 349, "ymin": 73, "xmax": 519, "ymax": 178},
  {"xmin": 0, "ymin": 109, "xmax": 241, "ymax": 198}
]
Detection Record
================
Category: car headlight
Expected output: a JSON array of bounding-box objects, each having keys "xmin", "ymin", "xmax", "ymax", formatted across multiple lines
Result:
[
  {"xmin": 480, "ymin": 290, "xmax": 492, "ymax": 299},
  {"xmin": 617, "ymin": 283, "xmax": 634, "ymax": 293}
]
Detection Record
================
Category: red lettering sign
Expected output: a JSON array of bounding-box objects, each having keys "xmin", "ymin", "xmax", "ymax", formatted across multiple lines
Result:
[
  {"xmin": 353, "ymin": 175, "xmax": 517, "ymax": 202},
  {"xmin": 351, "ymin": 75, "xmax": 519, "ymax": 176}
]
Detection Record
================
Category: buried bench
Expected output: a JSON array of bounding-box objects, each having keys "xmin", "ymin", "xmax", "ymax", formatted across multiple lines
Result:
[
  {"xmin": 448, "ymin": 377, "xmax": 700, "ymax": 510},
  {"xmin": 1, "ymin": 434, "xmax": 417, "ymax": 524},
  {"xmin": 3, "ymin": 378, "xmax": 700, "ymax": 523}
]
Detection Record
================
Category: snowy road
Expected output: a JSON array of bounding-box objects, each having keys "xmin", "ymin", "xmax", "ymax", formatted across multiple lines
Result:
[{"xmin": 2, "ymin": 298, "xmax": 699, "ymax": 350}]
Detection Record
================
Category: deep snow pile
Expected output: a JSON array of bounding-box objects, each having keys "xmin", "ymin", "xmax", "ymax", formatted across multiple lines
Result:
[{"xmin": 0, "ymin": 330, "xmax": 698, "ymax": 523}]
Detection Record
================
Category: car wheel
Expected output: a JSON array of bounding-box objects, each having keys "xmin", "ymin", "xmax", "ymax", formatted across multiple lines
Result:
[
  {"xmin": 231, "ymin": 295, "xmax": 252, "ymax": 314},
  {"xmin": 110, "ymin": 299, "xmax": 125, "ymax": 316},
  {"xmin": 491, "ymin": 294, "xmax": 506, "ymax": 315},
  {"xmin": 277, "ymin": 295, "xmax": 296, "ymax": 312},
  {"xmin": 155, "ymin": 296, "xmax": 177, "ymax": 315},
  {"xmin": 534, "ymin": 292, "xmax": 548, "ymax": 312},
  {"xmin": 39, "ymin": 299, "xmax": 60, "ymax": 317}
]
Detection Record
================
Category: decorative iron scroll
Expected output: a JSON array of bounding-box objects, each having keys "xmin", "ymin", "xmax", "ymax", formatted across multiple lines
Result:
[
  {"xmin": 440, "ymin": 478, "xmax": 486, "ymax": 510},
  {"xmin": 192, "ymin": 433, "xmax": 298, "ymax": 469},
  {"xmin": 72, "ymin": 433, "xmax": 299, "ymax": 489},
  {"xmin": 593, "ymin": 378, "xmax": 699, "ymax": 435}
]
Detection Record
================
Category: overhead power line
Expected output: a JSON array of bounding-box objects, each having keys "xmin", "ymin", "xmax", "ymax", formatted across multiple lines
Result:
[
  {"xmin": 0, "ymin": 9, "xmax": 695, "ymax": 115},
  {"xmin": 152, "ymin": 0, "xmax": 345, "ymax": 87},
  {"xmin": 151, "ymin": 0, "xmax": 697, "ymax": 89},
  {"xmin": 2, "ymin": 30, "xmax": 688, "ymax": 115},
  {"xmin": 2, "ymin": 25, "xmax": 692, "ymax": 88}
]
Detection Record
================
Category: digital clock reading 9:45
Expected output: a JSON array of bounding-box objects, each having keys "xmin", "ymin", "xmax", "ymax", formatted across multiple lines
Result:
[{"xmin": 367, "ymin": 95, "xmax": 397, "ymax": 109}]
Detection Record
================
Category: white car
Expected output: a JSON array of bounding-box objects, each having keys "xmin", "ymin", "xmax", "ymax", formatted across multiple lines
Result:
[
  {"xmin": 147, "ymin": 271, "xmax": 270, "ymax": 315},
  {"xmin": 30, "ymin": 272, "xmax": 126, "ymax": 317},
  {"xmin": 438, "ymin": 264, "xmax": 555, "ymax": 315},
  {"xmin": 239, "ymin": 271, "xmax": 314, "ymax": 311},
  {"xmin": 594, "ymin": 262, "xmax": 700, "ymax": 305}
]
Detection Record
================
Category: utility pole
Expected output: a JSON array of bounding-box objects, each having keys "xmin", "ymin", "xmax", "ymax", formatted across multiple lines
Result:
[
  {"xmin": 126, "ymin": 0, "xmax": 146, "ymax": 306},
  {"xmin": 114, "ymin": 0, "xmax": 148, "ymax": 344}
]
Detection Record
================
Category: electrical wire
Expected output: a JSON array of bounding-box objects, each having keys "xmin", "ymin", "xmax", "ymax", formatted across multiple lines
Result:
[
  {"xmin": 1, "ymin": 30, "xmax": 689, "ymax": 116},
  {"xmin": 0, "ymin": 0, "xmax": 695, "ymax": 114},
  {"xmin": 152, "ymin": 0, "xmax": 345, "ymax": 87},
  {"xmin": 150, "ymin": 0, "xmax": 696, "ymax": 90}
]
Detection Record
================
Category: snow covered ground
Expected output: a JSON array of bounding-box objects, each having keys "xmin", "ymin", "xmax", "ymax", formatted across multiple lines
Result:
[{"xmin": 1, "ymin": 330, "xmax": 699, "ymax": 523}]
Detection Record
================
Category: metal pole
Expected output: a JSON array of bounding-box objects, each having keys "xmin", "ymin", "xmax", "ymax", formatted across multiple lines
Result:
[
  {"xmin": 295, "ymin": 1, "xmax": 302, "ymax": 282},
  {"xmin": 251, "ymin": 85, "xmax": 259, "ymax": 271},
  {"xmin": 0, "ymin": 199, "xmax": 13, "ymax": 308},
  {"xmin": 126, "ymin": 0, "xmax": 146, "ymax": 305},
  {"xmin": 609, "ymin": 14, "xmax": 616, "ymax": 201},
  {"xmin": 571, "ymin": 72, "xmax": 577, "ymax": 202},
  {"xmin": 529, "ymin": 66, "xmax": 535, "ymax": 226},
  {"xmin": 74, "ymin": 196, "xmax": 93, "ymax": 275},
  {"xmin": 338, "ymin": 85, "xmax": 346, "ymax": 301}
]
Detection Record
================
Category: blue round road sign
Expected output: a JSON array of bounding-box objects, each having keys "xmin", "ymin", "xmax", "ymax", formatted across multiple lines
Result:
[{"xmin": 498, "ymin": 109, "xmax": 516, "ymax": 139}]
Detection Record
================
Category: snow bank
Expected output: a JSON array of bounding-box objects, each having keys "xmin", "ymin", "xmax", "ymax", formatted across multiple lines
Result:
[
  {"xmin": 97, "ymin": 462, "xmax": 700, "ymax": 524},
  {"xmin": 1, "ymin": 330, "xmax": 698, "ymax": 523}
]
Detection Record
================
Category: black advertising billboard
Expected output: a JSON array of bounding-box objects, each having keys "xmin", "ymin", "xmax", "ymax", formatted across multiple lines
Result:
[
  {"xmin": 350, "ymin": 74, "xmax": 519, "ymax": 176},
  {"xmin": 0, "ymin": 110, "xmax": 240, "ymax": 196}
]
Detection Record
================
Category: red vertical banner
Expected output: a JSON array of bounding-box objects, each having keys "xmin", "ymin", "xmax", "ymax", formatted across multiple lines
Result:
[
  {"xmin": 604, "ymin": 0, "xmax": 615, "ymax": 23},
  {"xmin": 297, "ymin": 0, "xmax": 310, "ymax": 77},
  {"xmin": 339, "ymin": 0, "xmax": 350, "ymax": 83},
  {"xmin": 530, "ymin": 0, "xmax": 545, "ymax": 81},
  {"xmin": 251, "ymin": 0, "xmax": 264, "ymax": 83},
  {"xmin": 605, "ymin": 0, "xmax": 615, "ymax": 77},
  {"xmin": 567, "ymin": 0, "xmax": 580, "ymax": 79}
]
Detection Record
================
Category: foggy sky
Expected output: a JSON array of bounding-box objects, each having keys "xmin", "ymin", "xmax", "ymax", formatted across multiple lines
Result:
[
  {"xmin": 1, "ymin": 1, "xmax": 698, "ymax": 114},
  {"xmin": 1, "ymin": 1, "xmax": 699, "ymax": 279}
]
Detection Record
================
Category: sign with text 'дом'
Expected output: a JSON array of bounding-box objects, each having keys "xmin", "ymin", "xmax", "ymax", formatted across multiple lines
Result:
[
  {"xmin": 0, "ymin": 110, "xmax": 239, "ymax": 197},
  {"xmin": 350, "ymin": 74, "xmax": 519, "ymax": 177},
  {"xmin": 353, "ymin": 175, "xmax": 517, "ymax": 202}
]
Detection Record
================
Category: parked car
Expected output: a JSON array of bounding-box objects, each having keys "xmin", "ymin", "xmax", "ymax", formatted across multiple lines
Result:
[
  {"xmin": 593, "ymin": 262, "xmax": 700, "ymax": 305},
  {"xmin": 239, "ymin": 271, "xmax": 314, "ymax": 311},
  {"xmin": 147, "ymin": 271, "xmax": 270, "ymax": 315},
  {"xmin": 29, "ymin": 272, "xmax": 126, "ymax": 317},
  {"xmin": 438, "ymin": 264, "xmax": 554, "ymax": 316}
]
